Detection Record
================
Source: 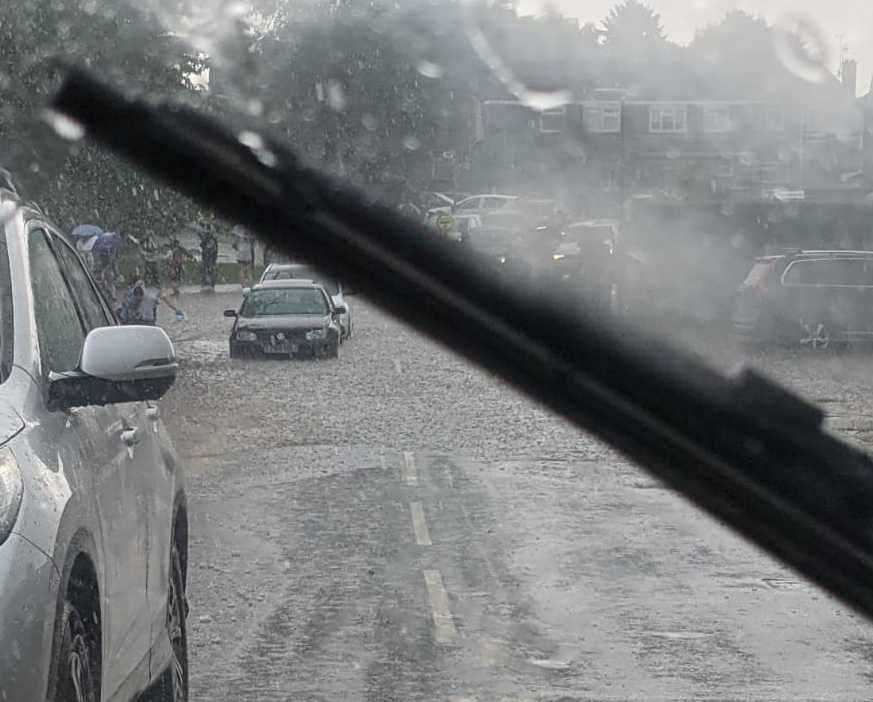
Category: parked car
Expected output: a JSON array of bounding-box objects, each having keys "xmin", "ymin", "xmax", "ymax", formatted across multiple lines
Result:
[
  {"xmin": 452, "ymin": 194, "xmax": 518, "ymax": 216},
  {"xmin": 549, "ymin": 221, "xmax": 619, "ymax": 316},
  {"xmin": 260, "ymin": 262, "xmax": 353, "ymax": 339},
  {"xmin": 0, "ymin": 190, "xmax": 187, "ymax": 702},
  {"xmin": 733, "ymin": 250, "xmax": 873, "ymax": 348},
  {"xmin": 225, "ymin": 279, "xmax": 345, "ymax": 358}
]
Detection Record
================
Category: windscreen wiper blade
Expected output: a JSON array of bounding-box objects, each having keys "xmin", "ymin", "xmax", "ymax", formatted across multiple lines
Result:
[{"xmin": 52, "ymin": 68, "xmax": 873, "ymax": 620}]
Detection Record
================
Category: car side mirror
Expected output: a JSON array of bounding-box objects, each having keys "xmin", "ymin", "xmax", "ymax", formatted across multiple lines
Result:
[
  {"xmin": 242, "ymin": 287, "xmax": 251, "ymax": 296},
  {"xmin": 333, "ymin": 305, "xmax": 348, "ymax": 315},
  {"xmin": 47, "ymin": 326, "xmax": 178, "ymax": 411},
  {"xmin": 223, "ymin": 309, "xmax": 238, "ymax": 317}
]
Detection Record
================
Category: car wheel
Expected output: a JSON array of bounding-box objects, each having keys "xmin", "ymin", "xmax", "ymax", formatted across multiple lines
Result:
[
  {"xmin": 229, "ymin": 343, "xmax": 241, "ymax": 359},
  {"xmin": 800, "ymin": 320, "xmax": 831, "ymax": 351},
  {"xmin": 328, "ymin": 338, "xmax": 340, "ymax": 359},
  {"xmin": 55, "ymin": 601, "xmax": 100, "ymax": 702},
  {"xmin": 143, "ymin": 546, "xmax": 188, "ymax": 701}
]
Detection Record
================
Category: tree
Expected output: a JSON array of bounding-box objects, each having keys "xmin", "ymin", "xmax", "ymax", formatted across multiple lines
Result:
[
  {"xmin": 601, "ymin": 0, "xmax": 665, "ymax": 48},
  {"xmin": 0, "ymin": 0, "xmax": 207, "ymax": 234}
]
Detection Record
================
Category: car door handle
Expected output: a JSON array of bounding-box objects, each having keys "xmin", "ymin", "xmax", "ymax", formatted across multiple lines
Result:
[{"xmin": 121, "ymin": 428, "xmax": 140, "ymax": 446}]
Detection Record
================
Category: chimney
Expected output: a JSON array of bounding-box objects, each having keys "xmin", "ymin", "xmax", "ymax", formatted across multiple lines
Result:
[{"xmin": 841, "ymin": 59, "xmax": 857, "ymax": 96}]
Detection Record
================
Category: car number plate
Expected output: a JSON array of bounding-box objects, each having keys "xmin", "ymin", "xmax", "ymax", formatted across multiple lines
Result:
[{"xmin": 266, "ymin": 342, "xmax": 297, "ymax": 354}]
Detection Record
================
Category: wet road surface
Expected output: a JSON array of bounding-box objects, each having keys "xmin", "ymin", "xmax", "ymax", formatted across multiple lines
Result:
[{"xmin": 160, "ymin": 290, "xmax": 873, "ymax": 700}]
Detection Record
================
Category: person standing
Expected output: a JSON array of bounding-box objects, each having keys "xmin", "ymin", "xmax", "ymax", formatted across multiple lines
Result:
[
  {"xmin": 166, "ymin": 236, "xmax": 192, "ymax": 300},
  {"xmin": 233, "ymin": 225, "xmax": 255, "ymax": 286},
  {"xmin": 199, "ymin": 222, "xmax": 219, "ymax": 293},
  {"xmin": 140, "ymin": 267, "xmax": 183, "ymax": 325}
]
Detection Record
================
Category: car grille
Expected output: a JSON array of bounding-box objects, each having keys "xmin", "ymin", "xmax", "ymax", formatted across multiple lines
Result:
[{"xmin": 255, "ymin": 329, "xmax": 314, "ymax": 344}]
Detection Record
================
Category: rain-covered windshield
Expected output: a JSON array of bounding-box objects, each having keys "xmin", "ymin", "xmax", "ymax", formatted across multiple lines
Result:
[
  {"xmin": 240, "ymin": 287, "xmax": 329, "ymax": 316},
  {"xmin": 6, "ymin": 0, "xmax": 873, "ymax": 700}
]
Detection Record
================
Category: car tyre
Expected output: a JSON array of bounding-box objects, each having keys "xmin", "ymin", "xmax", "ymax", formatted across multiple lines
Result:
[
  {"xmin": 800, "ymin": 320, "xmax": 832, "ymax": 351},
  {"xmin": 327, "ymin": 337, "xmax": 340, "ymax": 359},
  {"xmin": 229, "ymin": 343, "xmax": 242, "ymax": 359},
  {"xmin": 54, "ymin": 600, "xmax": 100, "ymax": 702},
  {"xmin": 142, "ymin": 545, "xmax": 188, "ymax": 701}
]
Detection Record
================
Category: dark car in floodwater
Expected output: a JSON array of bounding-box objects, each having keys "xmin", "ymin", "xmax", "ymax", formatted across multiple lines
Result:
[
  {"xmin": 733, "ymin": 250, "xmax": 873, "ymax": 349},
  {"xmin": 225, "ymin": 280, "xmax": 345, "ymax": 359}
]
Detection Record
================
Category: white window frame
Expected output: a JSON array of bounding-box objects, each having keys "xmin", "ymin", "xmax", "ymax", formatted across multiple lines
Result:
[
  {"xmin": 703, "ymin": 105, "xmax": 732, "ymax": 133},
  {"xmin": 539, "ymin": 108, "xmax": 565, "ymax": 134},
  {"xmin": 582, "ymin": 102, "xmax": 621, "ymax": 134},
  {"xmin": 649, "ymin": 104, "xmax": 687, "ymax": 134}
]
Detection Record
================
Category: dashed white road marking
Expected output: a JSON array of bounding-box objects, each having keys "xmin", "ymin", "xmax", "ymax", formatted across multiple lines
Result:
[
  {"xmin": 423, "ymin": 570, "xmax": 457, "ymax": 643},
  {"xmin": 393, "ymin": 359, "xmax": 403, "ymax": 374},
  {"xmin": 402, "ymin": 451, "xmax": 418, "ymax": 485},
  {"xmin": 409, "ymin": 501, "xmax": 432, "ymax": 545},
  {"xmin": 380, "ymin": 454, "xmax": 387, "ymax": 471}
]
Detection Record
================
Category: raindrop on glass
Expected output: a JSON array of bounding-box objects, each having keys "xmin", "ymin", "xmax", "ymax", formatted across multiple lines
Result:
[
  {"xmin": 238, "ymin": 130, "xmax": 278, "ymax": 167},
  {"xmin": 362, "ymin": 114, "xmax": 378, "ymax": 131},
  {"xmin": 327, "ymin": 80, "xmax": 346, "ymax": 112},
  {"xmin": 416, "ymin": 60, "xmax": 444, "ymax": 79},
  {"xmin": 773, "ymin": 15, "xmax": 830, "ymax": 84},
  {"xmin": 402, "ymin": 135, "xmax": 421, "ymax": 151},
  {"xmin": 43, "ymin": 110, "xmax": 85, "ymax": 142}
]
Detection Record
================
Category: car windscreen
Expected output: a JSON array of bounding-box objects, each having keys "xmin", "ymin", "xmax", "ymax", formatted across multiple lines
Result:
[{"xmin": 239, "ymin": 288, "xmax": 328, "ymax": 317}]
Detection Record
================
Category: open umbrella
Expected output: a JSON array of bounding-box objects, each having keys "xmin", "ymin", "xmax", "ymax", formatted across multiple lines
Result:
[{"xmin": 70, "ymin": 224, "xmax": 103, "ymax": 239}]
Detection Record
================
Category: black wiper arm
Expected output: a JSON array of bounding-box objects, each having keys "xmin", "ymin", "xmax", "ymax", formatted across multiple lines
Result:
[{"xmin": 52, "ymin": 68, "xmax": 873, "ymax": 619}]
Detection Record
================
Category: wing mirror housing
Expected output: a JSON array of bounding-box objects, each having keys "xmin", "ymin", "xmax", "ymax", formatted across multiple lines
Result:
[
  {"xmin": 223, "ymin": 309, "xmax": 238, "ymax": 317},
  {"xmin": 47, "ymin": 326, "xmax": 178, "ymax": 411},
  {"xmin": 333, "ymin": 305, "xmax": 348, "ymax": 315}
]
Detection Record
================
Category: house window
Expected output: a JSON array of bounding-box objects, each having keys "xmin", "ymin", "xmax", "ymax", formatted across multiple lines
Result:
[
  {"xmin": 703, "ymin": 105, "xmax": 732, "ymax": 133},
  {"xmin": 649, "ymin": 104, "xmax": 687, "ymax": 133},
  {"xmin": 583, "ymin": 102, "xmax": 621, "ymax": 133},
  {"xmin": 539, "ymin": 108, "xmax": 565, "ymax": 134}
]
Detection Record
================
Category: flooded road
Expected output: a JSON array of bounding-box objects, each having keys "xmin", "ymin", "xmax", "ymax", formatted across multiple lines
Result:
[{"xmin": 161, "ymin": 290, "xmax": 873, "ymax": 700}]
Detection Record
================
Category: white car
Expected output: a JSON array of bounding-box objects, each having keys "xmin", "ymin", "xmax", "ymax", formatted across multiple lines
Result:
[
  {"xmin": 451, "ymin": 194, "xmax": 518, "ymax": 216},
  {"xmin": 260, "ymin": 263, "xmax": 353, "ymax": 339}
]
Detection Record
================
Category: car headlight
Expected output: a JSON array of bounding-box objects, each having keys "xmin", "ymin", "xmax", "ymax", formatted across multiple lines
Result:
[
  {"xmin": 306, "ymin": 328, "xmax": 327, "ymax": 340},
  {"xmin": 0, "ymin": 448, "xmax": 23, "ymax": 546},
  {"xmin": 236, "ymin": 330, "xmax": 257, "ymax": 342},
  {"xmin": 552, "ymin": 253, "xmax": 565, "ymax": 261}
]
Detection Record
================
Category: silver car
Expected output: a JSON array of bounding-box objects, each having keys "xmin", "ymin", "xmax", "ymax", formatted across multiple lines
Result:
[{"xmin": 0, "ymin": 192, "xmax": 188, "ymax": 702}]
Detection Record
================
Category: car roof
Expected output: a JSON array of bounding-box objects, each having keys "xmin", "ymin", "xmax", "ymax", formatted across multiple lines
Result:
[
  {"xmin": 265, "ymin": 263, "xmax": 313, "ymax": 271},
  {"xmin": 252, "ymin": 279, "xmax": 320, "ymax": 291},
  {"xmin": 568, "ymin": 219, "xmax": 618, "ymax": 228},
  {"xmin": 459, "ymin": 194, "xmax": 517, "ymax": 202}
]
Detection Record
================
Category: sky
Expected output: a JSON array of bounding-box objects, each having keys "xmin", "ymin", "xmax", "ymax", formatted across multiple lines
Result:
[{"xmin": 518, "ymin": 0, "xmax": 873, "ymax": 95}]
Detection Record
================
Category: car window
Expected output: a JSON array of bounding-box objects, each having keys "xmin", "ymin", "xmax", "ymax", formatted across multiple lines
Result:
[
  {"xmin": 455, "ymin": 198, "xmax": 480, "ymax": 211},
  {"xmin": 784, "ymin": 259, "xmax": 866, "ymax": 286},
  {"xmin": 743, "ymin": 260, "xmax": 779, "ymax": 287},
  {"xmin": 28, "ymin": 229, "xmax": 86, "ymax": 373},
  {"xmin": 49, "ymin": 232, "xmax": 113, "ymax": 330}
]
